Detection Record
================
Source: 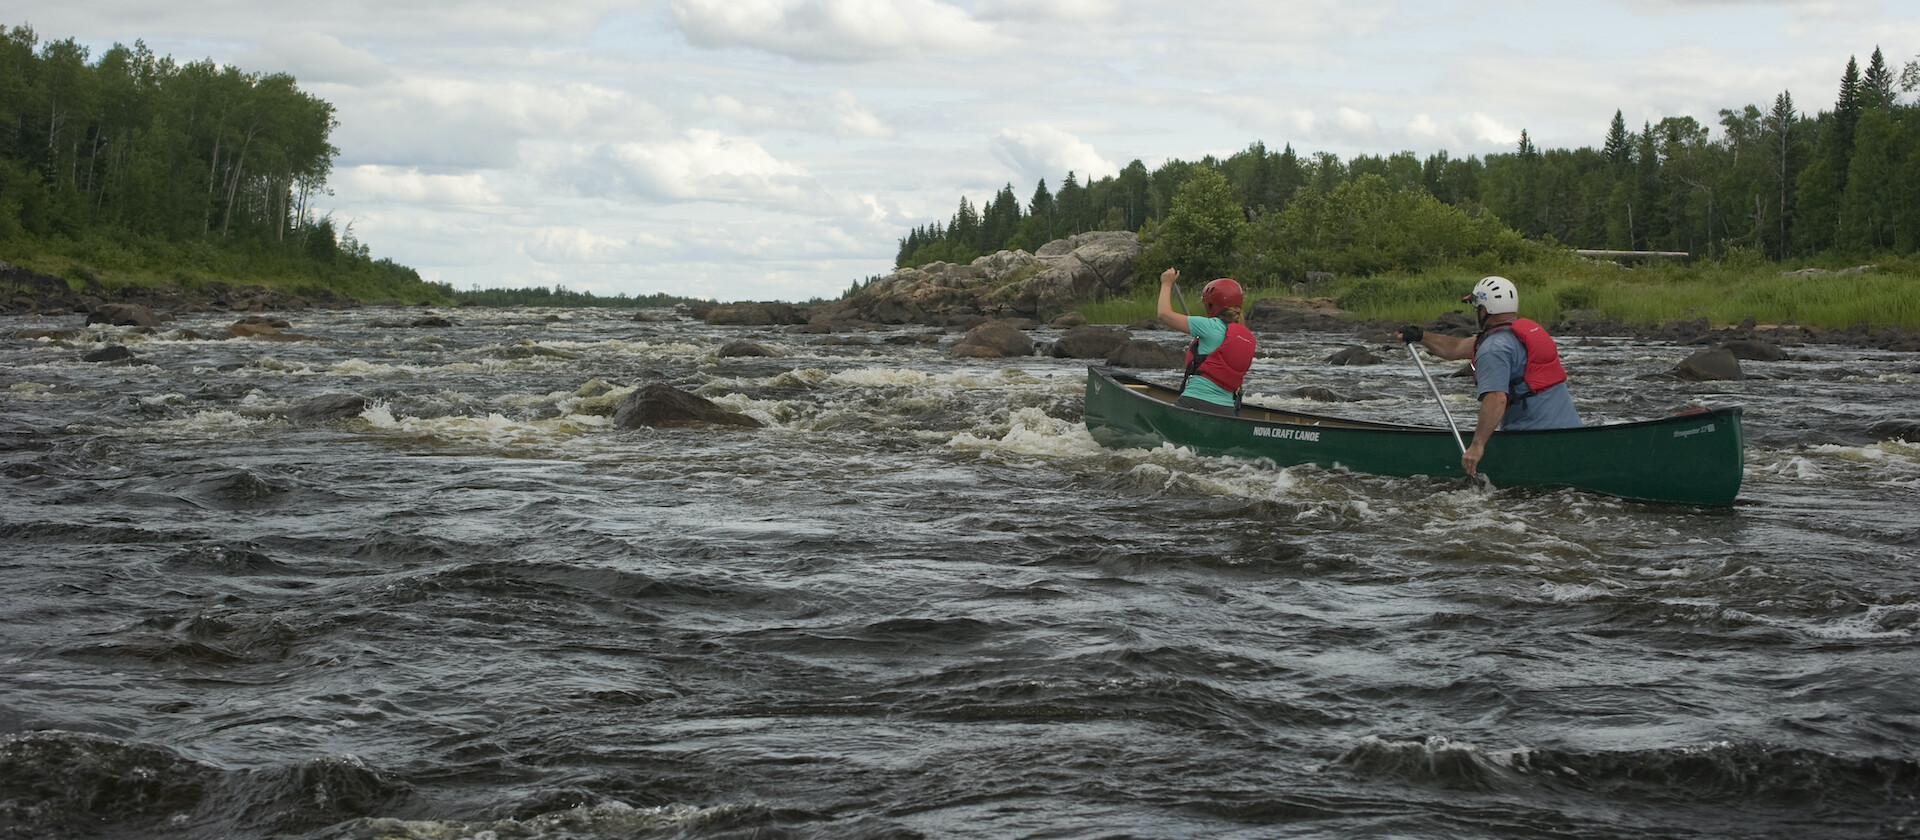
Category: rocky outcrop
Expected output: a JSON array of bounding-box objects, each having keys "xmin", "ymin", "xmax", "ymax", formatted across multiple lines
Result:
[
  {"xmin": 612, "ymin": 384, "xmax": 762, "ymax": 429},
  {"xmin": 705, "ymin": 301, "xmax": 806, "ymax": 326},
  {"xmin": 840, "ymin": 231, "xmax": 1142, "ymax": 324}
]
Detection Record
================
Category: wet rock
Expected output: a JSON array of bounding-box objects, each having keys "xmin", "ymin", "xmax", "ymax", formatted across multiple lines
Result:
[
  {"xmin": 285, "ymin": 394, "xmax": 370, "ymax": 424},
  {"xmin": 612, "ymin": 384, "xmax": 762, "ymax": 429},
  {"xmin": 1324, "ymin": 345, "xmax": 1381, "ymax": 366},
  {"xmin": 409, "ymin": 316, "xmax": 454, "ymax": 327},
  {"xmin": 1867, "ymin": 419, "xmax": 1920, "ymax": 442},
  {"xmin": 86, "ymin": 302, "xmax": 163, "ymax": 327},
  {"xmin": 717, "ymin": 340, "xmax": 777, "ymax": 358},
  {"xmin": 1291, "ymin": 385, "xmax": 1352, "ymax": 402},
  {"xmin": 1049, "ymin": 325, "xmax": 1130, "ymax": 359},
  {"xmin": 1721, "ymin": 338, "xmax": 1786, "ymax": 361},
  {"xmin": 1049, "ymin": 312, "xmax": 1088, "ymax": 328},
  {"xmin": 1245, "ymin": 297, "xmax": 1348, "ymax": 332},
  {"xmin": 1674, "ymin": 348, "xmax": 1744, "ymax": 382},
  {"xmin": 11, "ymin": 327, "xmax": 84, "ymax": 340},
  {"xmin": 950, "ymin": 320, "xmax": 1034, "ymax": 358},
  {"xmin": 1106, "ymin": 339, "xmax": 1183, "ymax": 369},
  {"xmin": 229, "ymin": 320, "xmax": 319, "ymax": 341},
  {"xmin": 81, "ymin": 345, "xmax": 137, "ymax": 363}
]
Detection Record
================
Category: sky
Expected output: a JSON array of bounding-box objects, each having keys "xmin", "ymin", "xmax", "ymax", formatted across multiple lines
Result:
[{"xmin": 9, "ymin": 1, "xmax": 1920, "ymax": 302}]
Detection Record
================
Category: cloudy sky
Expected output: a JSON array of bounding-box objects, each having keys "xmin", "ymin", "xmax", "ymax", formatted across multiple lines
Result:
[{"xmin": 11, "ymin": 1, "xmax": 1919, "ymax": 302}]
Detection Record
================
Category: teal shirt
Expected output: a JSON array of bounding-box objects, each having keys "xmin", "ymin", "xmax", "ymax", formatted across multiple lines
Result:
[{"xmin": 1181, "ymin": 316, "xmax": 1237, "ymax": 407}]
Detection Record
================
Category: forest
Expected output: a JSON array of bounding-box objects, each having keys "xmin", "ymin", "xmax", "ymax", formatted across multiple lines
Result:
[
  {"xmin": 897, "ymin": 47, "xmax": 1920, "ymax": 289},
  {"xmin": 0, "ymin": 24, "xmax": 447, "ymax": 303}
]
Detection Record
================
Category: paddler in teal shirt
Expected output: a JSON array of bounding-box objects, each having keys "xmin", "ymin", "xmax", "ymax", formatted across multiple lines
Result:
[{"xmin": 1157, "ymin": 267, "xmax": 1257, "ymax": 416}]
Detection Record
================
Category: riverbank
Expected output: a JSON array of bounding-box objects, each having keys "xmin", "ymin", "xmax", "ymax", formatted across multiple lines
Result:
[{"xmin": 7, "ymin": 250, "xmax": 1919, "ymax": 352}]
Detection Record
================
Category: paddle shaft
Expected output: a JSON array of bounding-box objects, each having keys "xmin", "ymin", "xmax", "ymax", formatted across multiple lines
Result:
[{"xmin": 1408, "ymin": 343, "xmax": 1469, "ymax": 455}]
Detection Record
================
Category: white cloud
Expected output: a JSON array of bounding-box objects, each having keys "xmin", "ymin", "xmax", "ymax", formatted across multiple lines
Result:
[
  {"xmin": 975, "ymin": 0, "xmax": 1120, "ymax": 23},
  {"xmin": 989, "ymin": 125, "xmax": 1119, "ymax": 187},
  {"xmin": 572, "ymin": 130, "xmax": 814, "ymax": 203},
  {"xmin": 691, "ymin": 89, "xmax": 893, "ymax": 138},
  {"xmin": 669, "ymin": 0, "xmax": 998, "ymax": 61},
  {"xmin": 242, "ymin": 32, "xmax": 389, "ymax": 86},
  {"xmin": 1334, "ymin": 107, "xmax": 1378, "ymax": 137},
  {"xmin": 333, "ymin": 166, "xmax": 504, "ymax": 207},
  {"xmin": 524, "ymin": 226, "xmax": 673, "ymax": 263}
]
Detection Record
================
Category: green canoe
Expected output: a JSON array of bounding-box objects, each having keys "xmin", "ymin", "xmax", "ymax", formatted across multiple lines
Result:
[{"xmin": 1083, "ymin": 365, "xmax": 1745, "ymax": 507}]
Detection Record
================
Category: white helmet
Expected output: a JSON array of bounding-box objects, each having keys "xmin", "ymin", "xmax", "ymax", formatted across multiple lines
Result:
[{"xmin": 1462, "ymin": 276, "xmax": 1519, "ymax": 315}]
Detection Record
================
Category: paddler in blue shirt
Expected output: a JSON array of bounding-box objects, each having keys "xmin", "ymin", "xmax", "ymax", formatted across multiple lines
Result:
[
  {"xmin": 1157, "ymin": 267, "xmax": 1257, "ymax": 416},
  {"xmin": 1398, "ymin": 275, "xmax": 1582, "ymax": 474}
]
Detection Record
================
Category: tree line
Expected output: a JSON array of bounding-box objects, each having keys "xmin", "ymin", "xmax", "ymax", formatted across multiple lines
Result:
[
  {"xmin": 897, "ymin": 47, "xmax": 1920, "ymax": 285},
  {"xmin": 0, "ymin": 24, "xmax": 439, "ymax": 298},
  {"xmin": 450, "ymin": 285, "xmax": 712, "ymax": 309}
]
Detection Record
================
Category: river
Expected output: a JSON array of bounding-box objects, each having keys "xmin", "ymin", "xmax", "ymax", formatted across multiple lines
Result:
[{"xmin": 2, "ymin": 307, "xmax": 1917, "ymax": 839}]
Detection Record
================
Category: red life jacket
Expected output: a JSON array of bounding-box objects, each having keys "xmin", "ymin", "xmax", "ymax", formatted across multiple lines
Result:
[
  {"xmin": 1183, "ymin": 321, "xmax": 1257, "ymax": 394},
  {"xmin": 1472, "ymin": 317, "xmax": 1567, "ymax": 400}
]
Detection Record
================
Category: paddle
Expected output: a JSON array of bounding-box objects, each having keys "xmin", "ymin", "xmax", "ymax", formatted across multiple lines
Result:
[
  {"xmin": 1407, "ymin": 342, "xmax": 1467, "ymax": 454},
  {"xmin": 1407, "ymin": 341, "xmax": 1491, "ymax": 489}
]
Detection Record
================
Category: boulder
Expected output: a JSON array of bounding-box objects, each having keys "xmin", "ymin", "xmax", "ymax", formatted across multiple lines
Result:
[
  {"xmin": 1049, "ymin": 312, "xmax": 1089, "ymax": 329},
  {"xmin": 1721, "ymin": 338, "xmax": 1785, "ymax": 361},
  {"xmin": 228, "ymin": 321, "xmax": 317, "ymax": 341},
  {"xmin": 1049, "ymin": 325, "xmax": 1130, "ymax": 359},
  {"xmin": 1106, "ymin": 339, "xmax": 1183, "ymax": 369},
  {"xmin": 612, "ymin": 384, "xmax": 763, "ymax": 429},
  {"xmin": 1867, "ymin": 419, "xmax": 1920, "ymax": 442},
  {"xmin": 1674, "ymin": 348, "xmax": 1745, "ymax": 382},
  {"xmin": 81, "ymin": 345, "xmax": 137, "ymax": 363},
  {"xmin": 950, "ymin": 320, "xmax": 1034, "ymax": 358},
  {"xmin": 86, "ymin": 303, "xmax": 163, "ymax": 327},
  {"xmin": 1324, "ymin": 345, "xmax": 1381, "ymax": 366},
  {"xmin": 285, "ymin": 394, "xmax": 370, "ymax": 424},
  {"xmin": 1291, "ymin": 385, "xmax": 1351, "ymax": 402},
  {"xmin": 717, "ymin": 340, "xmax": 777, "ymax": 358}
]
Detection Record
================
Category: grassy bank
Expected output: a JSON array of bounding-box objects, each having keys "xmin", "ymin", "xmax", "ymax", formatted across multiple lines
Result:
[
  {"xmin": 1079, "ymin": 252, "xmax": 1920, "ymax": 331},
  {"xmin": 4, "ymin": 231, "xmax": 456, "ymax": 306}
]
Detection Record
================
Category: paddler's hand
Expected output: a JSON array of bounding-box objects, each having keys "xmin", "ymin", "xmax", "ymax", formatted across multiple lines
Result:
[
  {"xmin": 1461, "ymin": 440, "xmax": 1485, "ymax": 475},
  {"xmin": 1397, "ymin": 325, "xmax": 1423, "ymax": 344},
  {"xmin": 1160, "ymin": 267, "xmax": 1179, "ymax": 288}
]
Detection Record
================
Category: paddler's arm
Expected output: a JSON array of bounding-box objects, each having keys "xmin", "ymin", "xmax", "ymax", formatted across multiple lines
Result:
[
  {"xmin": 1462, "ymin": 391, "xmax": 1506, "ymax": 475},
  {"xmin": 1418, "ymin": 331, "xmax": 1475, "ymax": 361},
  {"xmin": 1157, "ymin": 268, "xmax": 1189, "ymax": 333}
]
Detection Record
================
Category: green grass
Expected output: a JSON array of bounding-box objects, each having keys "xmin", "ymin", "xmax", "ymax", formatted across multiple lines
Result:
[
  {"xmin": 5, "ymin": 230, "xmax": 456, "ymax": 306},
  {"xmin": 1076, "ymin": 253, "xmax": 1920, "ymax": 331}
]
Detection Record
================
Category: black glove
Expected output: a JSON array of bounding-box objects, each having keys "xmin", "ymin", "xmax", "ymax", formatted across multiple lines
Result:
[{"xmin": 1396, "ymin": 325, "xmax": 1424, "ymax": 343}]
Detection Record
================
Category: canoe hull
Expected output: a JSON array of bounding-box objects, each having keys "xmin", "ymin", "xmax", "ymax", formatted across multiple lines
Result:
[{"xmin": 1083, "ymin": 366, "xmax": 1744, "ymax": 507}]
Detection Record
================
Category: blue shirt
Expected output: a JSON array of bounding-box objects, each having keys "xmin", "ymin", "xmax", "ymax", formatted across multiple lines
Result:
[
  {"xmin": 1181, "ymin": 316, "xmax": 1236, "ymax": 407},
  {"xmin": 1474, "ymin": 329, "xmax": 1581, "ymax": 430}
]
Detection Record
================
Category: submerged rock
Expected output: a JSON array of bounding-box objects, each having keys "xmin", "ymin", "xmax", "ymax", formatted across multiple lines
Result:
[
  {"xmin": 286, "ymin": 394, "xmax": 371, "ymax": 424},
  {"xmin": 612, "ymin": 384, "xmax": 762, "ymax": 429}
]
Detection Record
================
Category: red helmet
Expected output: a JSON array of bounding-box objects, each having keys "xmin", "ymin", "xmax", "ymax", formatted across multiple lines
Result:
[{"xmin": 1200, "ymin": 278, "xmax": 1244, "ymax": 316}]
